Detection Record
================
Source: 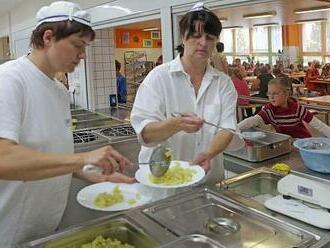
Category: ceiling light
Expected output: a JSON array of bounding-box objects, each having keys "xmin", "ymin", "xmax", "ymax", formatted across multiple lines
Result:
[
  {"xmin": 223, "ymin": 25, "xmax": 243, "ymax": 30},
  {"xmin": 243, "ymin": 11, "xmax": 276, "ymax": 19},
  {"xmin": 142, "ymin": 27, "xmax": 159, "ymax": 31},
  {"xmin": 295, "ymin": 18, "xmax": 327, "ymax": 24},
  {"xmin": 219, "ymin": 17, "xmax": 228, "ymax": 22},
  {"xmin": 253, "ymin": 22, "xmax": 279, "ymax": 27},
  {"xmin": 295, "ymin": 6, "xmax": 330, "ymax": 14}
]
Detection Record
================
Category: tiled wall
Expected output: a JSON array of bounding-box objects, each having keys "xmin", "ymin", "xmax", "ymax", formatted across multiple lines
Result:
[{"xmin": 87, "ymin": 28, "xmax": 117, "ymax": 110}]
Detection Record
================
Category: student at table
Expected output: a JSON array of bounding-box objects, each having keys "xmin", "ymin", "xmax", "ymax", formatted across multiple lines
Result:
[{"xmin": 238, "ymin": 77, "xmax": 330, "ymax": 138}]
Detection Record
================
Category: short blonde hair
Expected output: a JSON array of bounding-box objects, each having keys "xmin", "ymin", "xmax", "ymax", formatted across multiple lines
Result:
[{"xmin": 268, "ymin": 77, "xmax": 293, "ymax": 96}]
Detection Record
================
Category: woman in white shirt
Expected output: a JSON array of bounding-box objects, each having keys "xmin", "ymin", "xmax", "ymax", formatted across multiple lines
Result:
[
  {"xmin": 131, "ymin": 3, "xmax": 239, "ymax": 188},
  {"xmin": 0, "ymin": 2, "xmax": 133, "ymax": 247}
]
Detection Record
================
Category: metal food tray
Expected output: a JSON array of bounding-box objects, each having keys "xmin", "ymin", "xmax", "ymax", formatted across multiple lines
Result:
[
  {"xmin": 220, "ymin": 167, "xmax": 286, "ymax": 204},
  {"xmin": 224, "ymin": 129, "xmax": 291, "ymax": 162},
  {"xmin": 159, "ymin": 234, "xmax": 225, "ymax": 248},
  {"xmin": 143, "ymin": 187, "xmax": 318, "ymax": 248},
  {"xmin": 19, "ymin": 215, "xmax": 157, "ymax": 248}
]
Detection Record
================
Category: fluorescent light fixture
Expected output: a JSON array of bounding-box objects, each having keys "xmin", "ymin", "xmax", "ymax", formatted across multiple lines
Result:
[
  {"xmin": 142, "ymin": 27, "xmax": 159, "ymax": 31},
  {"xmin": 223, "ymin": 25, "xmax": 243, "ymax": 30},
  {"xmin": 295, "ymin": 6, "xmax": 330, "ymax": 14},
  {"xmin": 243, "ymin": 11, "xmax": 276, "ymax": 19},
  {"xmin": 99, "ymin": 5, "xmax": 133, "ymax": 14},
  {"xmin": 253, "ymin": 22, "xmax": 279, "ymax": 27},
  {"xmin": 295, "ymin": 18, "xmax": 327, "ymax": 24},
  {"xmin": 219, "ymin": 17, "xmax": 228, "ymax": 22}
]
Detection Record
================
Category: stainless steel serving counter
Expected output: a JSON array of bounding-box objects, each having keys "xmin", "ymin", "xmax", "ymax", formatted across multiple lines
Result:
[{"xmin": 224, "ymin": 150, "xmax": 330, "ymax": 182}]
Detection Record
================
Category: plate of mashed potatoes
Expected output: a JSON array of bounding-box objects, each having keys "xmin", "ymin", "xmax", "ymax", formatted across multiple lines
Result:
[
  {"xmin": 135, "ymin": 160, "xmax": 205, "ymax": 189},
  {"xmin": 77, "ymin": 182, "xmax": 151, "ymax": 211}
]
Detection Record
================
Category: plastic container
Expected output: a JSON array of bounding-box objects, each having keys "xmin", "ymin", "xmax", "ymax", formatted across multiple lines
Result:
[{"xmin": 293, "ymin": 138, "xmax": 330, "ymax": 173}]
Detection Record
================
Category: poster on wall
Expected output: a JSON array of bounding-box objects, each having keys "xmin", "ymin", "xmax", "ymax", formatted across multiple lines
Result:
[{"xmin": 121, "ymin": 32, "xmax": 130, "ymax": 44}]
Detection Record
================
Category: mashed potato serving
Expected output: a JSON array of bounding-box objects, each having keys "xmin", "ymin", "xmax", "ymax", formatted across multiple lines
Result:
[
  {"xmin": 94, "ymin": 186, "xmax": 123, "ymax": 208},
  {"xmin": 81, "ymin": 235, "xmax": 134, "ymax": 248},
  {"xmin": 149, "ymin": 162, "xmax": 196, "ymax": 185}
]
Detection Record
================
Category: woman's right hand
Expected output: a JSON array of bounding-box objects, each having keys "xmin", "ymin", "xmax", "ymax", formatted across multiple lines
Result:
[
  {"xmin": 177, "ymin": 112, "xmax": 203, "ymax": 133},
  {"xmin": 81, "ymin": 145, "xmax": 132, "ymax": 174}
]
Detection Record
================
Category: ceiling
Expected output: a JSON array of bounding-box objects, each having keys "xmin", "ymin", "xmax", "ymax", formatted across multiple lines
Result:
[
  {"xmin": 0, "ymin": 0, "xmax": 329, "ymax": 29},
  {"xmin": 0, "ymin": 0, "xmax": 24, "ymax": 15},
  {"xmin": 114, "ymin": 0, "xmax": 330, "ymax": 31},
  {"xmin": 212, "ymin": 0, "xmax": 330, "ymax": 28}
]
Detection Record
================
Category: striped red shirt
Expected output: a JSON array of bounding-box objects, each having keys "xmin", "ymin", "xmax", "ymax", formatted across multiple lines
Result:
[{"xmin": 258, "ymin": 99, "xmax": 313, "ymax": 138}]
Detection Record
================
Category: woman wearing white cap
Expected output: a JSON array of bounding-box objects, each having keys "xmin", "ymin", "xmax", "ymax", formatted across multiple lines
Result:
[
  {"xmin": 0, "ymin": 1, "xmax": 134, "ymax": 247},
  {"xmin": 131, "ymin": 2, "xmax": 240, "ymax": 199}
]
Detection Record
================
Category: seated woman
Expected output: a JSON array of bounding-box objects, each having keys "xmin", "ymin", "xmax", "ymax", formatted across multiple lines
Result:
[
  {"xmin": 321, "ymin": 63, "xmax": 330, "ymax": 79},
  {"xmin": 238, "ymin": 77, "xmax": 330, "ymax": 138},
  {"xmin": 228, "ymin": 67, "xmax": 252, "ymax": 118},
  {"xmin": 251, "ymin": 66, "xmax": 274, "ymax": 98},
  {"xmin": 304, "ymin": 61, "xmax": 326, "ymax": 95}
]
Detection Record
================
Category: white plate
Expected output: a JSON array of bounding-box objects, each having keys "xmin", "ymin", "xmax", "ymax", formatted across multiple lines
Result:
[
  {"xmin": 76, "ymin": 182, "xmax": 151, "ymax": 211},
  {"xmin": 135, "ymin": 160, "xmax": 205, "ymax": 189},
  {"xmin": 241, "ymin": 131, "xmax": 266, "ymax": 140}
]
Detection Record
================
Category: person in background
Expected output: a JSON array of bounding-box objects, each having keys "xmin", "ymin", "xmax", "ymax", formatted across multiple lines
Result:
[
  {"xmin": 321, "ymin": 63, "xmax": 330, "ymax": 79},
  {"xmin": 155, "ymin": 55, "xmax": 163, "ymax": 66},
  {"xmin": 273, "ymin": 68, "xmax": 288, "ymax": 78},
  {"xmin": 304, "ymin": 62, "xmax": 320, "ymax": 92},
  {"xmin": 210, "ymin": 41, "xmax": 228, "ymax": 74},
  {"xmin": 233, "ymin": 58, "xmax": 247, "ymax": 78},
  {"xmin": 131, "ymin": 2, "xmax": 240, "ymax": 190},
  {"xmin": 251, "ymin": 66, "xmax": 274, "ymax": 98},
  {"xmin": 115, "ymin": 60, "xmax": 127, "ymax": 103},
  {"xmin": 238, "ymin": 77, "xmax": 330, "ymax": 138},
  {"xmin": 0, "ymin": 2, "xmax": 133, "ymax": 247},
  {"xmin": 228, "ymin": 67, "xmax": 253, "ymax": 118}
]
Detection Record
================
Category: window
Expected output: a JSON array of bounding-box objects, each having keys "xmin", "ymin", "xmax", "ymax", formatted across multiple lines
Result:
[
  {"xmin": 272, "ymin": 26, "xmax": 282, "ymax": 53},
  {"xmin": 219, "ymin": 26, "xmax": 281, "ymax": 66},
  {"xmin": 327, "ymin": 22, "xmax": 330, "ymax": 53},
  {"xmin": 303, "ymin": 56, "xmax": 322, "ymax": 66},
  {"xmin": 235, "ymin": 28, "xmax": 250, "ymax": 54},
  {"xmin": 226, "ymin": 56, "xmax": 233, "ymax": 65},
  {"xmin": 254, "ymin": 56, "xmax": 269, "ymax": 64},
  {"xmin": 252, "ymin": 27, "xmax": 268, "ymax": 53},
  {"xmin": 220, "ymin": 29, "xmax": 233, "ymax": 53},
  {"xmin": 302, "ymin": 22, "xmax": 322, "ymax": 52},
  {"xmin": 325, "ymin": 57, "xmax": 330, "ymax": 63}
]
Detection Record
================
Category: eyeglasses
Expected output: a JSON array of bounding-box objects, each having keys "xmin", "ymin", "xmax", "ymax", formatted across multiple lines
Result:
[{"xmin": 267, "ymin": 92, "xmax": 284, "ymax": 97}]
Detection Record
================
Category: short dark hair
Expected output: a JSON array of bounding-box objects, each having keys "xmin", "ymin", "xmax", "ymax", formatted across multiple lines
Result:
[
  {"xmin": 216, "ymin": 42, "xmax": 224, "ymax": 53},
  {"xmin": 30, "ymin": 20, "xmax": 95, "ymax": 49},
  {"xmin": 115, "ymin": 60, "xmax": 121, "ymax": 71},
  {"xmin": 176, "ymin": 9, "xmax": 222, "ymax": 55}
]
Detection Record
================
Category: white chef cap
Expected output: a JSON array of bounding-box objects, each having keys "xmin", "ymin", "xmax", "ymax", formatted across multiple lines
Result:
[
  {"xmin": 189, "ymin": 2, "xmax": 210, "ymax": 12},
  {"xmin": 36, "ymin": 1, "xmax": 91, "ymax": 27}
]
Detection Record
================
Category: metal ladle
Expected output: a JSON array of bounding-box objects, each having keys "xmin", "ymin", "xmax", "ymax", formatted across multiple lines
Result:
[
  {"xmin": 83, "ymin": 144, "xmax": 172, "ymax": 177},
  {"xmin": 171, "ymin": 112, "xmax": 242, "ymax": 137}
]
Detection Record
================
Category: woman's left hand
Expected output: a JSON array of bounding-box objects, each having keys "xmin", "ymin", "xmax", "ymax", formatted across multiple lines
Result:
[{"xmin": 190, "ymin": 152, "xmax": 211, "ymax": 171}]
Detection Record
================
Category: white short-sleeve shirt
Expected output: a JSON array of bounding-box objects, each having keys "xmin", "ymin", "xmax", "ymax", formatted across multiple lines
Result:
[
  {"xmin": 0, "ymin": 56, "xmax": 74, "ymax": 247},
  {"xmin": 131, "ymin": 55, "xmax": 238, "ymax": 185}
]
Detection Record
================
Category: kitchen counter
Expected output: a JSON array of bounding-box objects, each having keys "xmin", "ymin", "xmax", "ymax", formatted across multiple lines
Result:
[
  {"xmin": 224, "ymin": 150, "xmax": 330, "ymax": 182},
  {"xmin": 96, "ymin": 106, "xmax": 131, "ymax": 122}
]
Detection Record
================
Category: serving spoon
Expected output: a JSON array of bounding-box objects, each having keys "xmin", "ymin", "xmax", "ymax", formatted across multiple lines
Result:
[{"xmin": 83, "ymin": 144, "xmax": 172, "ymax": 177}]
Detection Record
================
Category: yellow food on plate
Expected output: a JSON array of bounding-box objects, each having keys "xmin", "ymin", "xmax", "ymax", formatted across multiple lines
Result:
[
  {"xmin": 164, "ymin": 147, "xmax": 173, "ymax": 163},
  {"xmin": 149, "ymin": 162, "xmax": 196, "ymax": 185},
  {"xmin": 81, "ymin": 235, "xmax": 135, "ymax": 248},
  {"xmin": 94, "ymin": 186, "xmax": 123, "ymax": 208},
  {"xmin": 272, "ymin": 163, "xmax": 291, "ymax": 173},
  {"xmin": 127, "ymin": 199, "xmax": 137, "ymax": 205}
]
